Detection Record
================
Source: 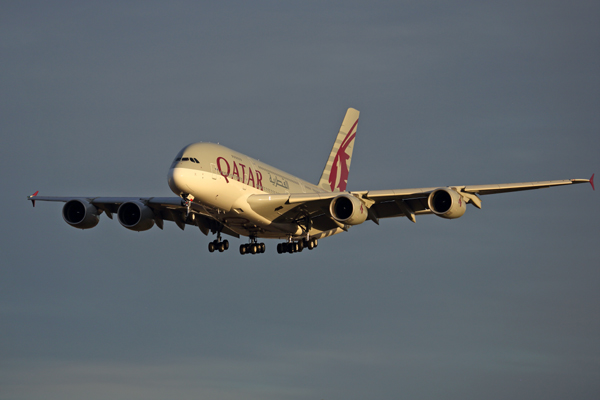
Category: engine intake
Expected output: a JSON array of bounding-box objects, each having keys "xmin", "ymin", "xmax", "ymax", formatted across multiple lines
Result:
[
  {"xmin": 329, "ymin": 194, "xmax": 368, "ymax": 225},
  {"xmin": 62, "ymin": 199, "xmax": 99, "ymax": 229},
  {"xmin": 427, "ymin": 188, "xmax": 467, "ymax": 219},
  {"xmin": 117, "ymin": 201, "xmax": 155, "ymax": 231}
]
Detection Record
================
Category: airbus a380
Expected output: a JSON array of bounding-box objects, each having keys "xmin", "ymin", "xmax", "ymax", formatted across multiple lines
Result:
[{"xmin": 28, "ymin": 108, "xmax": 594, "ymax": 255}]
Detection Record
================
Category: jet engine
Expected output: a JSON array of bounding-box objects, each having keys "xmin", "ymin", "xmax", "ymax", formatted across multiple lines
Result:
[
  {"xmin": 427, "ymin": 188, "xmax": 467, "ymax": 219},
  {"xmin": 62, "ymin": 199, "xmax": 100, "ymax": 229},
  {"xmin": 117, "ymin": 201, "xmax": 155, "ymax": 231},
  {"xmin": 329, "ymin": 194, "xmax": 368, "ymax": 225}
]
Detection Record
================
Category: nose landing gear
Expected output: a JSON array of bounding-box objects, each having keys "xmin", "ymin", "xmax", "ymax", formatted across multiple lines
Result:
[{"xmin": 181, "ymin": 193, "xmax": 195, "ymax": 217}]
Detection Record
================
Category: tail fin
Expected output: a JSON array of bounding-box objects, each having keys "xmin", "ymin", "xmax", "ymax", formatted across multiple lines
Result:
[{"xmin": 318, "ymin": 108, "xmax": 360, "ymax": 192}]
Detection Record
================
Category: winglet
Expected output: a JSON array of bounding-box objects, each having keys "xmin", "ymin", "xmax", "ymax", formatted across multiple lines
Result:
[
  {"xmin": 590, "ymin": 173, "xmax": 595, "ymax": 191},
  {"xmin": 28, "ymin": 191, "xmax": 39, "ymax": 207}
]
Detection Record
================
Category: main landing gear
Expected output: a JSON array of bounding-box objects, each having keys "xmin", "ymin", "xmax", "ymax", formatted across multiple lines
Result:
[
  {"xmin": 276, "ymin": 238, "xmax": 318, "ymax": 254},
  {"xmin": 240, "ymin": 237, "xmax": 266, "ymax": 255},
  {"xmin": 208, "ymin": 233, "xmax": 229, "ymax": 253}
]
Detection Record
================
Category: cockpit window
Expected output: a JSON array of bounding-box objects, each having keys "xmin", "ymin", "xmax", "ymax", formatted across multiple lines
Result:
[{"xmin": 173, "ymin": 156, "xmax": 200, "ymax": 164}]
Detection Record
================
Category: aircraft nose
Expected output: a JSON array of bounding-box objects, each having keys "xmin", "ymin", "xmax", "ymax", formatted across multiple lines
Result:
[{"xmin": 168, "ymin": 167, "xmax": 187, "ymax": 195}]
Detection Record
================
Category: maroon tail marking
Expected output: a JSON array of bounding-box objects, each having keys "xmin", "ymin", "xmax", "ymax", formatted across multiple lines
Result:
[{"xmin": 329, "ymin": 119, "xmax": 358, "ymax": 192}]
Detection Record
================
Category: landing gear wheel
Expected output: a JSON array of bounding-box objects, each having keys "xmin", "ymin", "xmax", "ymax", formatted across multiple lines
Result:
[
  {"xmin": 251, "ymin": 244, "xmax": 257, "ymax": 254},
  {"xmin": 218, "ymin": 242, "xmax": 225, "ymax": 252},
  {"xmin": 223, "ymin": 240, "xmax": 229, "ymax": 250},
  {"xmin": 239, "ymin": 244, "xmax": 246, "ymax": 255},
  {"xmin": 208, "ymin": 241, "xmax": 215, "ymax": 252}
]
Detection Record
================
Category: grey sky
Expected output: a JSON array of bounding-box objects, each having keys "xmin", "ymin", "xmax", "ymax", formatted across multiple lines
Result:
[{"xmin": 1, "ymin": 1, "xmax": 599, "ymax": 399}]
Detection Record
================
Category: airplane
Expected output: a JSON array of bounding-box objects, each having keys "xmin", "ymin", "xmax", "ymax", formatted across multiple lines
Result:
[{"xmin": 27, "ymin": 108, "xmax": 594, "ymax": 255}]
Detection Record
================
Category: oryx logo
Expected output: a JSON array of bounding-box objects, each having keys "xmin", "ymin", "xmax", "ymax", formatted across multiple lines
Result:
[{"xmin": 329, "ymin": 119, "xmax": 358, "ymax": 192}]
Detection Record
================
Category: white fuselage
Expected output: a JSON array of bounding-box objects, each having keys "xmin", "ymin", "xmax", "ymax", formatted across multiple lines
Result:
[{"xmin": 167, "ymin": 142, "xmax": 343, "ymax": 239}]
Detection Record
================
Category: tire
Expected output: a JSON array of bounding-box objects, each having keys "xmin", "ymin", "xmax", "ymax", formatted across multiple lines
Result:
[
  {"xmin": 240, "ymin": 244, "xmax": 246, "ymax": 255},
  {"xmin": 208, "ymin": 242, "xmax": 215, "ymax": 252},
  {"xmin": 223, "ymin": 240, "xmax": 229, "ymax": 250}
]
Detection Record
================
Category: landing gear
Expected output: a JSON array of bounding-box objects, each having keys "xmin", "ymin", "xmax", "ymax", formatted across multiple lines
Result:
[
  {"xmin": 208, "ymin": 232, "xmax": 229, "ymax": 253},
  {"xmin": 239, "ymin": 237, "xmax": 266, "ymax": 255},
  {"xmin": 181, "ymin": 193, "xmax": 195, "ymax": 217},
  {"xmin": 277, "ymin": 238, "xmax": 318, "ymax": 254}
]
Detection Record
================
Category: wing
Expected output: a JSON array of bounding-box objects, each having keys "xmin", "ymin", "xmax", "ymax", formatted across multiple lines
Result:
[
  {"xmin": 26, "ymin": 194, "xmax": 240, "ymax": 238},
  {"xmin": 246, "ymin": 176, "xmax": 593, "ymax": 227},
  {"xmin": 354, "ymin": 177, "xmax": 593, "ymax": 223}
]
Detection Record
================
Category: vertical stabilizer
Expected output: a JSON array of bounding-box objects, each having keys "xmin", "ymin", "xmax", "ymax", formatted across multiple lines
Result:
[{"xmin": 318, "ymin": 108, "xmax": 360, "ymax": 192}]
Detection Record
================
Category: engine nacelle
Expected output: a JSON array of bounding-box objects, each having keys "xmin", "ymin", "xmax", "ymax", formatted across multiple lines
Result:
[
  {"xmin": 329, "ymin": 194, "xmax": 368, "ymax": 225},
  {"xmin": 62, "ymin": 199, "xmax": 99, "ymax": 229},
  {"xmin": 117, "ymin": 201, "xmax": 155, "ymax": 231},
  {"xmin": 427, "ymin": 188, "xmax": 467, "ymax": 219}
]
